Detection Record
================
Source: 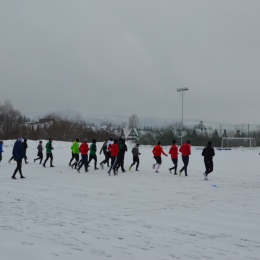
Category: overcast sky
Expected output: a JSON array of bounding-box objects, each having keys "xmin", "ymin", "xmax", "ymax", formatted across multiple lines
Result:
[{"xmin": 1, "ymin": 0, "xmax": 260, "ymax": 124}]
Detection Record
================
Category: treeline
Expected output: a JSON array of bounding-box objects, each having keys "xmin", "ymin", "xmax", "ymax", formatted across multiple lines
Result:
[
  {"xmin": 138, "ymin": 128, "xmax": 223, "ymax": 146},
  {"xmin": 0, "ymin": 100, "xmax": 116, "ymax": 142}
]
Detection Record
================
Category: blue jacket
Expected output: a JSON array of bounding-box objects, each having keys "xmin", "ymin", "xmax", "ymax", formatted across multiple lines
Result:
[
  {"xmin": 0, "ymin": 143, "xmax": 3, "ymax": 154},
  {"xmin": 12, "ymin": 141, "xmax": 26, "ymax": 160}
]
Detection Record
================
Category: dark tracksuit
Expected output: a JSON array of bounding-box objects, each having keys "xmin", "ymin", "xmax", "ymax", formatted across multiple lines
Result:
[
  {"xmin": 43, "ymin": 141, "xmax": 54, "ymax": 167},
  {"xmin": 34, "ymin": 143, "xmax": 43, "ymax": 163},
  {"xmin": 130, "ymin": 146, "xmax": 140, "ymax": 170},
  {"xmin": 99, "ymin": 142, "xmax": 109, "ymax": 165},
  {"xmin": 115, "ymin": 141, "xmax": 128, "ymax": 172},
  {"xmin": 87, "ymin": 143, "xmax": 98, "ymax": 169},
  {"xmin": 202, "ymin": 145, "xmax": 215, "ymax": 175},
  {"xmin": 23, "ymin": 139, "xmax": 28, "ymax": 163},
  {"xmin": 12, "ymin": 141, "xmax": 26, "ymax": 178},
  {"xmin": 100, "ymin": 140, "xmax": 113, "ymax": 167}
]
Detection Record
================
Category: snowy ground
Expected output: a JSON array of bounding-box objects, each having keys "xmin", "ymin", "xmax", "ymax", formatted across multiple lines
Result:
[{"xmin": 0, "ymin": 140, "xmax": 260, "ymax": 260}]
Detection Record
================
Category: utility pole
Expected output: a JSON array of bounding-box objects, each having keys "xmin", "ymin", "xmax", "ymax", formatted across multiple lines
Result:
[{"xmin": 177, "ymin": 88, "xmax": 189, "ymax": 145}]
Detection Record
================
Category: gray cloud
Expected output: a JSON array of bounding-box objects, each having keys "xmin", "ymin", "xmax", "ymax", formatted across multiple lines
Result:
[{"xmin": 1, "ymin": 0, "xmax": 260, "ymax": 124}]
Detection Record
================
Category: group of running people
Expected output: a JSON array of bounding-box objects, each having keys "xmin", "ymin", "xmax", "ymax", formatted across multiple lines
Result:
[{"xmin": 4, "ymin": 137, "xmax": 215, "ymax": 180}]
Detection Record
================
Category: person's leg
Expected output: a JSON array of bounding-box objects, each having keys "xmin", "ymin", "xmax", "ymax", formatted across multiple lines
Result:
[
  {"xmin": 155, "ymin": 157, "xmax": 162, "ymax": 172},
  {"xmin": 173, "ymin": 159, "xmax": 178, "ymax": 174},
  {"xmin": 43, "ymin": 154, "xmax": 50, "ymax": 167},
  {"xmin": 108, "ymin": 157, "xmax": 114, "ymax": 173},
  {"xmin": 78, "ymin": 155, "xmax": 84, "ymax": 170},
  {"xmin": 50, "ymin": 154, "xmax": 54, "ymax": 166},
  {"xmin": 183, "ymin": 156, "xmax": 189, "ymax": 175},
  {"xmin": 209, "ymin": 160, "xmax": 213, "ymax": 174},
  {"xmin": 18, "ymin": 159, "xmax": 23, "ymax": 177},
  {"xmin": 12, "ymin": 159, "xmax": 21, "ymax": 177},
  {"xmin": 100, "ymin": 152, "xmax": 109, "ymax": 166},
  {"xmin": 87, "ymin": 155, "xmax": 94, "ymax": 167},
  {"xmin": 93, "ymin": 155, "xmax": 98, "ymax": 169},
  {"xmin": 204, "ymin": 159, "xmax": 208, "ymax": 174},
  {"xmin": 130, "ymin": 157, "xmax": 136, "ymax": 168},
  {"xmin": 39, "ymin": 153, "xmax": 43, "ymax": 164},
  {"xmin": 136, "ymin": 156, "xmax": 140, "ymax": 170},
  {"xmin": 69, "ymin": 152, "xmax": 75, "ymax": 165},
  {"xmin": 71, "ymin": 154, "xmax": 78, "ymax": 168},
  {"xmin": 207, "ymin": 160, "xmax": 213, "ymax": 174},
  {"xmin": 170, "ymin": 158, "xmax": 175, "ymax": 171},
  {"xmin": 112, "ymin": 157, "xmax": 118, "ymax": 174},
  {"xmin": 108, "ymin": 157, "xmax": 116, "ymax": 173}
]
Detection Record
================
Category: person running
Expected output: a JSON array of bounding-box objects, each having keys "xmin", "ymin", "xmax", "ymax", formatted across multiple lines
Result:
[
  {"xmin": 23, "ymin": 138, "xmax": 29, "ymax": 164},
  {"xmin": 87, "ymin": 139, "xmax": 99, "ymax": 170},
  {"xmin": 0, "ymin": 141, "xmax": 3, "ymax": 164},
  {"xmin": 100, "ymin": 137, "xmax": 113, "ymax": 170},
  {"xmin": 11, "ymin": 137, "xmax": 26, "ymax": 179},
  {"xmin": 77, "ymin": 138, "xmax": 89, "ymax": 173},
  {"xmin": 179, "ymin": 140, "xmax": 191, "ymax": 176},
  {"xmin": 34, "ymin": 140, "xmax": 43, "ymax": 164},
  {"xmin": 129, "ymin": 143, "xmax": 140, "ymax": 171},
  {"xmin": 43, "ymin": 138, "xmax": 54, "ymax": 167},
  {"xmin": 70, "ymin": 138, "xmax": 80, "ymax": 169},
  {"xmin": 99, "ymin": 140, "xmax": 109, "ymax": 167},
  {"xmin": 68, "ymin": 140, "xmax": 76, "ymax": 166},
  {"xmin": 107, "ymin": 139, "xmax": 119, "ymax": 175},
  {"xmin": 202, "ymin": 141, "xmax": 215, "ymax": 180},
  {"xmin": 152, "ymin": 141, "xmax": 168, "ymax": 173},
  {"xmin": 115, "ymin": 138, "xmax": 128, "ymax": 172},
  {"xmin": 168, "ymin": 140, "xmax": 178, "ymax": 175}
]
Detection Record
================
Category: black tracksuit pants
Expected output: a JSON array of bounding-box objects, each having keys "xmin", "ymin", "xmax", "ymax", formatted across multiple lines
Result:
[
  {"xmin": 43, "ymin": 153, "xmax": 53, "ymax": 166},
  {"xmin": 71, "ymin": 154, "xmax": 79, "ymax": 169},
  {"xmin": 170, "ymin": 158, "xmax": 178, "ymax": 173},
  {"xmin": 180, "ymin": 156, "xmax": 189, "ymax": 176},
  {"xmin": 78, "ymin": 154, "xmax": 88, "ymax": 171},
  {"xmin": 130, "ymin": 156, "xmax": 139, "ymax": 170},
  {"xmin": 101, "ymin": 151, "xmax": 110, "ymax": 166},
  {"xmin": 13, "ymin": 159, "xmax": 23, "ymax": 177},
  {"xmin": 108, "ymin": 156, "xmax": 117, "ymax": 173},
  {"xmin": 204, "ymin": 158, "xmax": 213, "ymax": 174},
  {"xmin": 87, "ymin": 154, "xmax": 98, "ymax": 169}
]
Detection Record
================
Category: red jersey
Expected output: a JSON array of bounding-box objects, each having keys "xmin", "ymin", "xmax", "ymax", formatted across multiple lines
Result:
[
  {"xmin": 169, "ymin": 145, "xmax": 178, "ymax": 159},
  {"xmin": 152, "ymin": 145, "xmax": 167, "ymax": 157},
  {"xmin": 179, "ymin": 143, "xmax": 191, "ymax": 156},
  {"xmin": 79, "ymin": 142, "xmax": 89, "ymax": 155},
  {"xmin": 108, "ymin": 143, "xmax": 119, "ymax": 156}
]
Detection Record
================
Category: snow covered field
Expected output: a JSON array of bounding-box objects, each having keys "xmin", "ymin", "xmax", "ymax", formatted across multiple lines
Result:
[{"xmin": 0, "ymin": 140, "xmax": 260, "ymax": 260}]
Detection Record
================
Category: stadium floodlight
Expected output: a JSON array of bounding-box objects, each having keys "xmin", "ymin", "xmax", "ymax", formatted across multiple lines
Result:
[{"xmin": 177, "ymin": 88, "xmax": 189, "ymax": 145}]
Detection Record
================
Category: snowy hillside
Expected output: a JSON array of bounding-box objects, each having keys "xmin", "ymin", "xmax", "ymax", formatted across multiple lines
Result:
[{"xmin": 0, "ymin": 140, "xmax": 260, "ymax": 260}]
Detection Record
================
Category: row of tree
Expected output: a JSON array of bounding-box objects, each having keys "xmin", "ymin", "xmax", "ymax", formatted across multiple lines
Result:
[
  {"xmin": 0, "ymin": 101, "xmax": 117, "ymax": 142},
  {"xmin": 1, "ymin": 100, "xmax": 260, "ymax": 146}
]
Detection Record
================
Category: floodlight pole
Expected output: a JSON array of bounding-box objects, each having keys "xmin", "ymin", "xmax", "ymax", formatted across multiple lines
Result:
[{"xmin": 177, "ymin": 87, "xmax": 189, "ymax": 145}]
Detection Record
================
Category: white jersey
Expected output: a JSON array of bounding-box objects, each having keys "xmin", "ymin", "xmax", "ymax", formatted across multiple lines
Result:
[{"xmin": 106, "ymin": 140, "xmax": 114, "ymax": 152}]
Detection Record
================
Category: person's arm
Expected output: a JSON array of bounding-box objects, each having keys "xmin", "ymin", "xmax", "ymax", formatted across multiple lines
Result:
[
  {"xmin": 212, "ymin": 147, "xmax": 215, "ymax": 157},
  {"xmin": 99, "ymin": 143, "xmax": 104, "ymax": 154},
  {"xmin": 162, "ymin": 148, "xmax": 168, "ymax": 156}
]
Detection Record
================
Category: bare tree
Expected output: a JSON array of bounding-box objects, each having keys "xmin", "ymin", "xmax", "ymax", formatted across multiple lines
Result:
[{"xmin": 128, "ymin": 114, "xmax": 140, "ymax": 129}]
